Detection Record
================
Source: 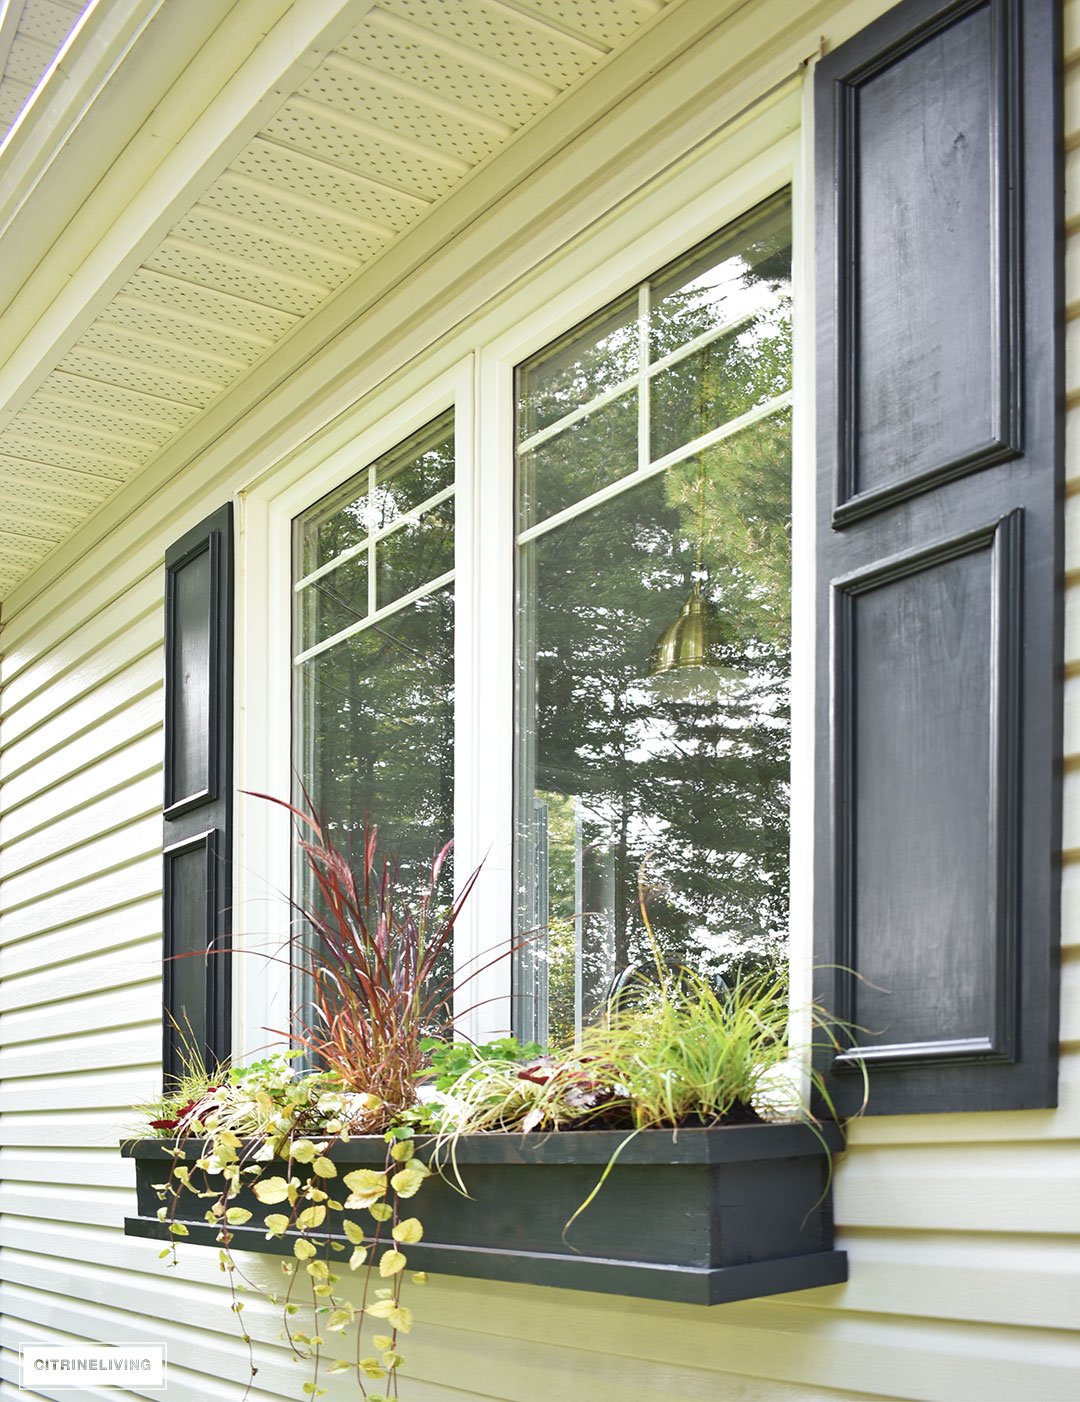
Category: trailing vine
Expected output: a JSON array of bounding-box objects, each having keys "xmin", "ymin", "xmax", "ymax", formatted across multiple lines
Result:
[{"xmin": 145, "ymin": 1057, "xmax": 431, "ymax": 1399}]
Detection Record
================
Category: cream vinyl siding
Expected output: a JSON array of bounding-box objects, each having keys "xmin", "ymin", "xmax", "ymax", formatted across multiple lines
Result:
[{"xmin": 2, "ymin": 1, "xmax": 1080, "ymax": 1399}]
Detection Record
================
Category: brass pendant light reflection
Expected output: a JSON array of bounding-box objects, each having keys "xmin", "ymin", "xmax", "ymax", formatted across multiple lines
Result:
[
  {"xmin": 648, "ymin": 440, "xmax": 738, "ymax": 693},
  {"xmin": 650, "ymin": 581, "xmax": 728, "ymax": 676}
]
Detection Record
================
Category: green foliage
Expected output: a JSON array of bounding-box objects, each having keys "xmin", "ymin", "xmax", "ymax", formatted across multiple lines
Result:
[{"xmin": 147, "ymin": 1054, "xmax": 431, "ymax": 1402}]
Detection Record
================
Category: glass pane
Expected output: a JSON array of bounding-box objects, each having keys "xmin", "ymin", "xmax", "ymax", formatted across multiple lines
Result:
[
  {"xmin": 372, "ymin": 416, "xmax": 455, "ymax": 530},
  {"xmin": 376, "ymin": 497, "xmax": 455, "ymax": 611},
  {"xmin": 517, "ymin": 390, "xmax": 637, "ymax": 533},
  {"xmin": 650, "ymin": 308, "xmax": 792, "ymax": 461},
  {"xmin": 295, "ymin": 587, "xmax": 455, "ymax": 890},
  {"xmin": 297, "ymin": 472, "xmax": 370, "ymax": 577},
  {"xmin": 649, "ymin": 191, "xmax": 792, "ymax": 362},
  {"xmin": 517, "ymin": 292, "xmax": 638, "ymax": 444},
  {"xmin": 514, "ymin": 194, "xmax": 792, "ymax": 1047},
  {"xmin": 297, "ymin": 552, "xmax": 368, "ymax": 648}
]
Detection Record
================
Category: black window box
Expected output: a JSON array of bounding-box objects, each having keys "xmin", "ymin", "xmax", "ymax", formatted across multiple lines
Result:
[{"xmin": 122, "ymin": 1122, "xmax": 846, "ymax": 1306}]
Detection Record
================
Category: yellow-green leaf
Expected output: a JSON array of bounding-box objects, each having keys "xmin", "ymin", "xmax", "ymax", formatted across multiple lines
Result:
[
  {"xmin": 312, "ymin": 1156, "xmax": 337, "ymax": 1178},
  {"xmin": 264, "ymin": 1213, "xmax": 289, "ymax": 1237},
  {"xmin": 392, "ymin": 1217, "xmax": 422, "ymax": 1244},
  {"xmin": 382, "ymin": 1351, "xmax": 403, "ymax": 1370},
  {"xmin": 327, "ymin": 1360, "xmax": 353, "ymax": 1374},
  {"xmin": 348, "ymin": 1247, "xmax": 368, "ymax": 1271},
  {"xmin": 168, "ymin": 1222, "xmax": 189, "ymax": 1237},
  {"xmin": 389, "ymin": 1140, "xmax": 414, "ymax": 1163},
  {"xmin": 253, "ymin": 1176, "xmax": 291, "ymax": 1205},
  {"xmin": 306, "ymin": 1259, "xmax": 329, "ymax": 1280},
  {"xmin": 295, "ymin": 1204, "xmax": 326, "ymax": 1231},
  {"xmin": 372, "ymin": 1334, "xmax": 393, "ymax": 1351},
  {"xmin": 293, "ymin": 1239, "xmax": 316, "ymax": 1260},
  {"xmin": 342, "ymin": 1220, "xmax": 365, "ymax": 1245},
  {"xmin": 225, "ymin": 1207, "xmax": 252, "ymax": 1226},
  {"xmin": 390, "ymin": 1166, "xmax": 428, "ymax": 1198},
  {"xmin": 342, "ymin": 1169, "xmax": 387, "ymax": 1207},
  {"xmin": 325, "ymin": 1308, "xmax": 353, "ymax": 1333},
  {"xmin": 379, "ymin": 1249, "xmax": 406, "ymax": 1277},
  {"xmin": 289, "ymin": 1139, "xmax": 318, "ymax": 1164},
  {"xmin": 369, "ymin": 1202, "xmax": 393, "ymax": 1222},
  {"xmin": 359, "ymin": 1360, "xmax": 387, "ymax": 1380},
  {"xmin": 411, "ymin": 1271, "xmax": 428, "ymax": 1285},
  {"xmin": 364, "ymin": 1299, "xmax": 396, "ymax": 1320},
  {"xmin": 389, "ymin": 1305, "xmax": 413, "ymax": 1334}
]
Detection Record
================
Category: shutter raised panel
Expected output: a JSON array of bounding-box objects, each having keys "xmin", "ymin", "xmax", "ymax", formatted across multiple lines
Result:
[
  {"xmin": 813, "ymin": 0, "xmax": 1062, "ymax": 1115},
  {"xmin": 162, "ymin": 504, "xmax": 234, "ymax": 1084}
]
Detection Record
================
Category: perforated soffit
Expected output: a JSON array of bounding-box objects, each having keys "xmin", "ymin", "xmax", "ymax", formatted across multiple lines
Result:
[{"xmin": 0, "ymin": 0, "xmax": 670, "ymax": 602}]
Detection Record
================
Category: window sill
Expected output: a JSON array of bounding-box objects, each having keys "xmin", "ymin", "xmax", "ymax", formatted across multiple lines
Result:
[{"xmin": 122, "ymin": 1122, "xmax": 846, "ymax": 1306}]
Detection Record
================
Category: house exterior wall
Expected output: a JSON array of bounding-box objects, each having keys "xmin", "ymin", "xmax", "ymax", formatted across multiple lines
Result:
[{"xmin": 1, "ymin": 2, "xmax": 1079, "ymax": 1399}]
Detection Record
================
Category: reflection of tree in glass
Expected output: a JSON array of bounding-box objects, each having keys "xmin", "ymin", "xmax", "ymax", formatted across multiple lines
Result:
[{"xmin": 299, "ymin": 589, "xmax": 454, "ymax": 901}]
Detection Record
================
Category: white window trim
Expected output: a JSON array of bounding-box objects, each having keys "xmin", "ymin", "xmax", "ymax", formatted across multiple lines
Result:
[{"xmin": 233, "ymin": 96, "xmax": 815, "ymax": 1062}]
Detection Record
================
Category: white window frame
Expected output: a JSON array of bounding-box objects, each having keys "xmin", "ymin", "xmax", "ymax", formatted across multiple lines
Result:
[{"xmin": 233, "ymin": 95, "xmax": 815, "ymax": 1062}]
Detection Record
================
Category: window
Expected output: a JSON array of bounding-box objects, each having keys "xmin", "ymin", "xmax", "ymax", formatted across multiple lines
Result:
[
  {"xmin": 191, "ymin": 0, "xmax": 1063, "ymax": 1119},
  {"xmin": 513, "ymin": 193, "xmax": 793, "ymax": 1043},
  {"xmin": 291, "ymin": 410, "xmax": 456, "ymax": 890},
  {"xmin": 284, "ymin": 195, "xmax": 794, "ymax": 1045}
]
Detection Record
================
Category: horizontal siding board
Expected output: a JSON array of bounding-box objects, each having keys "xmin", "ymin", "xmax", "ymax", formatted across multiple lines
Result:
[
  {"xmin": 0, "ymin": 940, "xmax": 160, "ymax": 1014},
  {"xmin": 833, "ymin": 1143, "xmax": 1080, "ymax": 1234},
  {"xmin": 0, "ymin": 1166, "xmax": 149, "ymax": 1208},
  {"xmin": 1069, "ymin": 56, "xmax": 1080, "ymax": 146},
  {"xmin": 0, "ymin": 700, "xmax": 161, "ymax": 814},
  {"xmin": 0, "ymin": 1022, "xmax": 157, "ymax": 1081},
  {"xmin": 1060, "ymin": 948, "xmax": 1080, "ymax": 1042},
  {"xmin": 1061, "ymin": 865, "xmax": 1080, "ymax": 950},
  {"xmin": 0, "ymin": 1110, "xmax": 141, "ymax": 1150},
  {"xmin": 0, "ymin": 814, "xmax": 161, "ymax": 912},
  {"xmin": 0, "ymin": 571, "xmax": 161, "ymax": 704},
  {"xmin": 805, "ymin": 1230, "xmax": 1080, "ymax": 1332},
  {"xmin": 0, "ymin": 609, "xmax": 163, "ymax": 748},
  {"xmin": 0, "ymin": 1066, "xmax": 160, "ymax": 1113},
  {"xmin": 0, "ymin": 734, "xmax": 161, "ymax": 849},
  {"xmin": 0, "ymin": 898, "xmax": 159, "ymax": 980},
  {"xmin": 0, "ymin": 981, "xmax": 161, "ymax": 1047},
  {"xmin": 0, "ymin": 650, "xmax": 163, "ymax": 784},
  {"xmin": 0, "ymin": 854, "xmax": 160, "ymax": 945},
  {"xmin": 0, "ymin": 772, "xmax": 162, "ymax": 881}
]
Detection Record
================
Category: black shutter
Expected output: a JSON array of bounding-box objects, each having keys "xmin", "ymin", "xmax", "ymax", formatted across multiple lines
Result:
[
  {"xmin": 814, "ymin": 0, "xmax": 1063, "ymax": 1115},
  {"xmin": 162, "ymin": 504, "xmax": 234, "ymax": 1084}
]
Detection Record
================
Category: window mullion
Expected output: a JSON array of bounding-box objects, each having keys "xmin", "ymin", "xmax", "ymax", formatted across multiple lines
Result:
[{"xmin": 638, "ymin": 281, "xmax": 650, "ymax": 472}]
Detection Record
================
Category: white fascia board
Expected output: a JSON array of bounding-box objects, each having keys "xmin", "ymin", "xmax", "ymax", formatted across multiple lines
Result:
[
  {"xmin": 0, "ymin": 0, "xmax": 174, "ymax": 292},
  {"xmin": 0, "ymin": 0, "xmax": 161, "ymax": 229},
  {"xmin": 0, "ymin": 0, "xmax": 378, "ymax": 429}
]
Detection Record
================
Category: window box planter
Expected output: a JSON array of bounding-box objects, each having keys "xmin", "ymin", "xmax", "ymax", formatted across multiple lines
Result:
[{"xmin": 122, "ymin": 1122, "xmax": 846, "ymax": 1305}]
